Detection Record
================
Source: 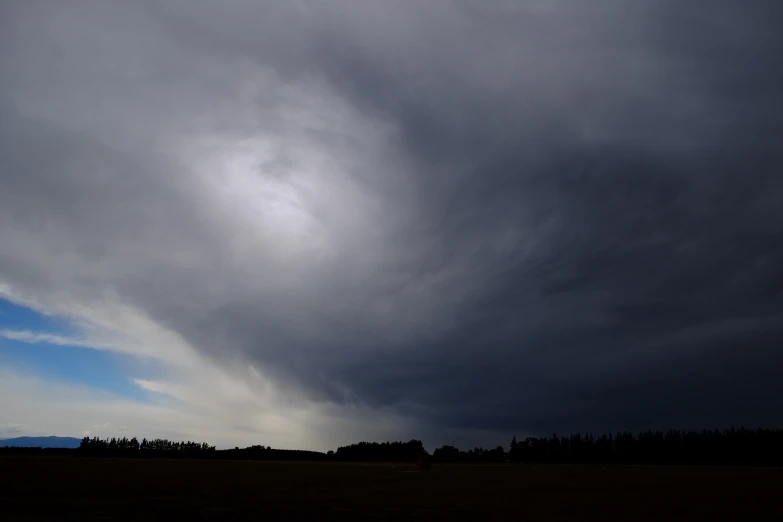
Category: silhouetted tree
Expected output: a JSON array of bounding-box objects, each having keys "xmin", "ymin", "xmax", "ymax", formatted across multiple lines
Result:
[{"xmin": 509, "ymin": 436, "xmax": 518, "ymax": 462}]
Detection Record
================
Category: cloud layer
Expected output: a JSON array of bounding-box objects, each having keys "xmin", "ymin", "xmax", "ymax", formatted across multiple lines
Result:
[{"xmin": 1, "ymin": 1, "xmax": 782, "ymax": 446}]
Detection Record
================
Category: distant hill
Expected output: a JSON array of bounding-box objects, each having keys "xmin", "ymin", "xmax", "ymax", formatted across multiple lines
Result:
[{"xmin": 0, "ymin": 436, "xmax": 81, "ymax": 448}]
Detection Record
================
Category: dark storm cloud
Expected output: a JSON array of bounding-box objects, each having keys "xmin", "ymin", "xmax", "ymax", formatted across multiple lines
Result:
[
  {"xmin": 2, "ymin": 0, "xmax": 782, "ymax": 443},
  {"xmin": 301, "ymin": 0, "xmax": 783, "ymax": 434}
]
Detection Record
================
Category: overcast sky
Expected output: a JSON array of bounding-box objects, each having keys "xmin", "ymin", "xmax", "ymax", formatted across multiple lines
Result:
[{"xmin": 1, "ymin": 1, "xmax": 782, "ymax": 451}]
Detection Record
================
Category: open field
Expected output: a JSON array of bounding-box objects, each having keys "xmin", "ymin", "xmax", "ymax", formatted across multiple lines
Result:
[{"xmin": 1, "ymin": 457, "xmax": 781, "ymax": 521}]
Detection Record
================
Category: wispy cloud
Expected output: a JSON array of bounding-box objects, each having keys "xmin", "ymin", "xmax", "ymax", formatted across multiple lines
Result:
[
  {"xmin": 0, "ymin": 365, "xmax": 416, "ymax": 450},
  {"xmin": 0, "ymin": 329, "xmax": 126, "ymax": 352},
  {"xmin": 0, "ymin": 291, "xmax": 420, "ymax": 450}
]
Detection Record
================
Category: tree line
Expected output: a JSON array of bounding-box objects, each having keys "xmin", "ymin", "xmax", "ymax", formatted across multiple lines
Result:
[
  {"xmin": 74, "ymin": 438, "xmax": 327, "ymax": 461},
  {"xmin": 431, "ymin": 445, "xmax": 507, "ymax": 463},
  {"xmin": 503, "ymin": 428, "xmax": 783, "ymax": 466},
  {"xmin": 217, "ymin": 444, "xmax": 328, "ymax": 462},
  {"xmin": 334, "ymin": 428, "xmax": 783, "ymax": 466},
  {"xmin": 3, "ymin": 427, "xmax": 783, "ymax": 466},
  {"xmin": 333, "ymin": 440, "xmax": 426, "ymax": 462},
  {"xmin": 78, "ymin": 436, "xmax": 215, "ymax": 457}
]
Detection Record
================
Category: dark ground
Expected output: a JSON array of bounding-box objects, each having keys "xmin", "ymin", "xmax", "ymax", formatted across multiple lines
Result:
[{"xmin": 1, "ymin": 457, "xmax": 781, "ymax": 521}]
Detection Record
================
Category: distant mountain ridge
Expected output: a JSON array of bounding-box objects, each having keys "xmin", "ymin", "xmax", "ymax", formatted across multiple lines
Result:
[{"xmin": 0, "ymin": 436, "xmax": 81, "ymax": 448}]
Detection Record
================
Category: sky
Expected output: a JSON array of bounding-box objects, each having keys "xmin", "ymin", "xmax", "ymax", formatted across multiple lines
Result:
[{"xmin": 1, "ymin": 1, "xmax": 782, "ymax": 452}]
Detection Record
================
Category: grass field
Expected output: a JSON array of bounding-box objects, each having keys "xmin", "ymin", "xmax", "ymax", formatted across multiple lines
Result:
[{"xmin": 2, "ymin": 457, "xmax": 781, "ymax": 521}]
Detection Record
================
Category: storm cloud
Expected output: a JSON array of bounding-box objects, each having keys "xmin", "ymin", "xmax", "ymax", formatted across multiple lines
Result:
[{"xmin": 1, "ymin": 0, "xmax": 782, "ymax": 446}]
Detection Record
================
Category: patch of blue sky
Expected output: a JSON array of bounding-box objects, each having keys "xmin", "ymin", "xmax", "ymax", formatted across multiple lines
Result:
[
  {"xmin": 0, "ymin": 298, "xmax": 164, "ymax": 403},
  {"xmin": 0, "ymin": 298, "xmax": 75, "ymax": 335}
]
